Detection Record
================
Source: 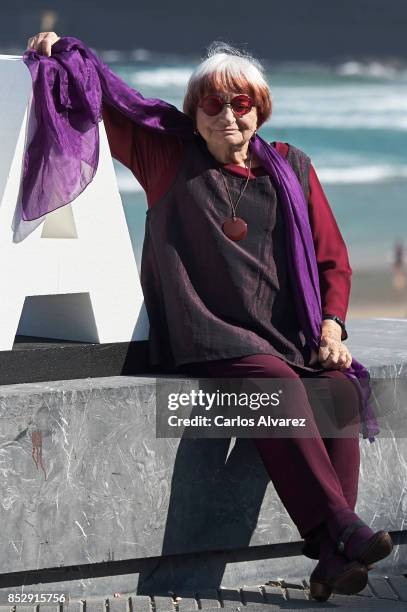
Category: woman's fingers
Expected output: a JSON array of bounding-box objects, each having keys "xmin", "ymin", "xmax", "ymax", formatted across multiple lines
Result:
[
  {"xmin": 344, "ymin": 352, "xmax": 353, "ymax": 369},
  {"xmin": 318, "ymin": 338, "xmax": 352, "ymax": 370},
  {"xmin": 26, "ymin": 33, "xmax": 44, "ymax": 51},
  {"xmin": 319, "ymin": 338, "xmax": 337, "ymax": 367},
  {"xmin": 321, "ymin": 352, "xmax": 352, "ymax": 369},
  {"xmin": 319, "ymin": 347, "xmax": 338, "ymax": 369},
  {"xmin": 336, "ymin": 349, "xmax": 350, "ymax": 369},
  {"xmin": 41, "ymin": 37, "xmax": 54, "ymax": 57},
  {"xmin": 26, "ymin": 32, "xmax": 60, "ymax": 56}
]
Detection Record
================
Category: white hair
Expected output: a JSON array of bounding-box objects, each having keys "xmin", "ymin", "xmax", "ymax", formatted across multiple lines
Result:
[
  {"xmin": 191, "ymin": 41, "xmax": 268, "ymax": 90},
  {"xmin": 183, "ymin": 41, "xmax": 272, "ymax": 125}
]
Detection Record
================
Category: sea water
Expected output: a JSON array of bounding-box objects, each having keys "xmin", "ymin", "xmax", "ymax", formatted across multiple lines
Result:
[{"xmin": 108, "ymin": 57, "xmax": 407, "ymax": 271}]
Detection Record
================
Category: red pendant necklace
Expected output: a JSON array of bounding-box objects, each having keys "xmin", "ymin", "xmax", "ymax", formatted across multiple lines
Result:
[{"xmin": 220, "ymin": 153, "xmax": 252, "ymax": 241}]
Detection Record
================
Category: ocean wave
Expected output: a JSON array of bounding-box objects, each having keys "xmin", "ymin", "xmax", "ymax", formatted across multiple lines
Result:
[
  {"xmin": 336, "ymin": 61, "xmax": 407, "ymax": 81},
  {"xmin": 115, "ymin": 165, "xmax": 407, "ymax": 191},
  {"xmin": 267, "ymin": 113, "xmax": 407, "ymax": 131},
  {"xmin": 100, "ymin": 50, "xmax": 128, "ymax": 63},
  {"xmin": 274, "ymin": 86, "xmax": 407, "ymax": 109},
  {"xmin": 130, "ymin": 49, "xmax": 154, "ymax": 62},
  {"xmin": 100, "ymin": 48, "xmax": 155, "ymax": 63},
  {"xmin": 130, "ymin": 67, "xmax": 193, "ymax": 87},
  {"xmin": 268, "ymin": 85, "xmax": 407, "ymax": 129},
  {"xmin": 318, "ymin": 165, "xmax": 407, "ymax": 184}
]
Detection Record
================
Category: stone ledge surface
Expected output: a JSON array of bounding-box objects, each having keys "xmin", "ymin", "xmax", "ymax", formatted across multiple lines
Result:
[
  {"xmin": 0, "ymin": 319, "xmax": 406, "ymax": 582},
  {"xmin": 346, "ymin": 318, "xmax": 407, "ymax": 372}
]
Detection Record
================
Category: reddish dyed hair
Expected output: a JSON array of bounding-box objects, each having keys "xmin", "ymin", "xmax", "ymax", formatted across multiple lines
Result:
[{"xmin": 183, "ymin": 42, "xmax": 272, "ymax": 127}]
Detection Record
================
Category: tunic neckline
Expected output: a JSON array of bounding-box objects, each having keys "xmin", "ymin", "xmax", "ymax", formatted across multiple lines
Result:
[
  {"xmin": 222, "ymin": 162, "xmax": 268, "ymax": 180},
  {"xmin": 197, "ymin": 136, "xmax": 269, "ymax": 180}
]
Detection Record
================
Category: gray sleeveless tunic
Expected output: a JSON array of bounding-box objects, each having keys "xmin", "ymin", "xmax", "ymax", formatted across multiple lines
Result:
[{"xmin": 140, "ymin": 137, "xmax": 323, "ymax": 372}]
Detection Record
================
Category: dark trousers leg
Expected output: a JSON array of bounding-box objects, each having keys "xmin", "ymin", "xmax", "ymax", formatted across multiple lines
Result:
[
  {"xmin": 311, "ymin": 369, "xmax": 360, "ymax": 511},
  {"xmin": 180, "ymin": 354, "xmax": 360, "ymax": 538}
]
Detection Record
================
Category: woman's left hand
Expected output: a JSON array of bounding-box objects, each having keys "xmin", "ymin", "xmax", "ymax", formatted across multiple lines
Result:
[{"xmin": 309, "ymin": 319, "xmax": 352, "ymax": 370}]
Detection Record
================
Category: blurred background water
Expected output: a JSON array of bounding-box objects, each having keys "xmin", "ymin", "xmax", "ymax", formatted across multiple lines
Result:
[
  {"xmin": 2, "ymin": 0, "xmax": 407, "ymax": 314},
  {"xmin": 110, "ymin": 57, "xmax": 407, "ymax": 275}
]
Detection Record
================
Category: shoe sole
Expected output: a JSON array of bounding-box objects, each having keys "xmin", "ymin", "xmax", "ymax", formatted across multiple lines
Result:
[
  {"xmin": 333, "ymin": 564, "xmax": 369, "ymax": 595},
  {"xmin": 358, "ymin": 531, "xmax": 393, "ymax": 566},
  {"xmin": 310, "ymin": 562, "xmax": 368, "ymax": 602}
]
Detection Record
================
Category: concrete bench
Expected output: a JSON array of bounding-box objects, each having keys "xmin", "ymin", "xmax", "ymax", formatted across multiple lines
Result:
[{"xmin": 0, "ymin": 318, "xmax": 406, "ymax": 597}]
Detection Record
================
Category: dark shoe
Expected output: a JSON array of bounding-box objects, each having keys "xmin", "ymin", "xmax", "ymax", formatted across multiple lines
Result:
[
  {"xmin": 302, "ymin": 525, "xmax": 374, "ymax": 571},
  {"xmin": 337, "ymin": 518, "xmax": 394, "ymax": 565},
  {"xmin": 310, "ymin": 559, "xmax": 368, "ymax": 602},
  {"xmin": 358, "ymin": 531, "xmax": 394, "ymax": 566},
  {"xmin": 304, "ymin": 533, "xmax": 375, "ymax": 568}
]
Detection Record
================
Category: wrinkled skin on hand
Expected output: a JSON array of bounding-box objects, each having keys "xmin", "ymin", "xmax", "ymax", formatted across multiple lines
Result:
[
  {"xmin": 26, "ymin": 31, "xmax": 60, "ymax": 56},
  {"xmin": 309, "ymin": 319, "xmax": 352, "ymax": 370}
]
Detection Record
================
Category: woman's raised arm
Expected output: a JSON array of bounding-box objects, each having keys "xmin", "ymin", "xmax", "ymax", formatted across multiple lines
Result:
[{"xmin": 25, "ymin": 32, "xmax": 185, "ymax": 207}]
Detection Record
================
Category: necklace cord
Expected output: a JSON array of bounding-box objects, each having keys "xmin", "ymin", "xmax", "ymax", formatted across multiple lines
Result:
[{"xmin": 220, "ymin": 154, "xmax": 252, "ymax": 220}]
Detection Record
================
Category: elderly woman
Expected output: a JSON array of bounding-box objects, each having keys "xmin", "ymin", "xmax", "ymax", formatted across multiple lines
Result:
[{"xmin": 26, "ymin": 32, "xmax": 392, "ymax": 601}]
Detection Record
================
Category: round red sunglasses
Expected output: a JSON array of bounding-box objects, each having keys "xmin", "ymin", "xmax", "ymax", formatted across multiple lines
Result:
[{"xmin": 198, "ymin": 94, "xmax": 255, "ymax": 117}]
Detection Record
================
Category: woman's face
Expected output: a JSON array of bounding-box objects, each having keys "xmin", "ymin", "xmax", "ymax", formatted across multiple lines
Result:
[{"xmin": 195, "ymin": 91, "xmax": 258, "ymax": 150}]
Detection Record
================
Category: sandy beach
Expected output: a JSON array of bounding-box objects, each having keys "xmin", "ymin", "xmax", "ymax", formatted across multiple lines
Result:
[{"xmin": 348, "ymin": 268, "xmax": 407, "ymax": 319}]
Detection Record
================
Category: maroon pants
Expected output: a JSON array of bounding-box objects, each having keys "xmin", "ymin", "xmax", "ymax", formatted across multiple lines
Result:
[{"xmin": 179, "ymin": 353, "xmax": 361, "ymax": 539}]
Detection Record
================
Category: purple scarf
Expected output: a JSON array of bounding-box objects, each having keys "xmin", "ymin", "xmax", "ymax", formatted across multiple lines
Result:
[{"xmin": 22, "ymin": 37, "xmax": 379, "ymax": 441}]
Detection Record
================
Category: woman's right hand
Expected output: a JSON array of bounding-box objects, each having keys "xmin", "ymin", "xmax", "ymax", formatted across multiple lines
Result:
[{"xmin": 26, "ymin": 32, "xmax": 61, "ymax": 57}]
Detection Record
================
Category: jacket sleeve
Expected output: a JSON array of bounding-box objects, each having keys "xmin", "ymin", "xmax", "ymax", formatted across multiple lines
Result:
[
  {"xmin": 307, "ymin": 163, "xmax": 352, "ymax": 324},
  {"xmin": 102, "ymin": 102, "xmax": 135, "ymax": 171},
  {"xmin": 101, "ymin": 102, "xmax": 184, "ymax": 206}
]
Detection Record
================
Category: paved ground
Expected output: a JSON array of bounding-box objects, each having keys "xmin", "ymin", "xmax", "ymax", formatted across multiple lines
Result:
[{"xmin": 2, "ymin": 574, "xmax": 407, "ymax": 612}]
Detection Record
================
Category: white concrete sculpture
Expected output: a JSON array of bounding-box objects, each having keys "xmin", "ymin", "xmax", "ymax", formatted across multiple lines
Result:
[{"xmin": 0, "ymin": 55, "xmax": 149, "ymax": 350}]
